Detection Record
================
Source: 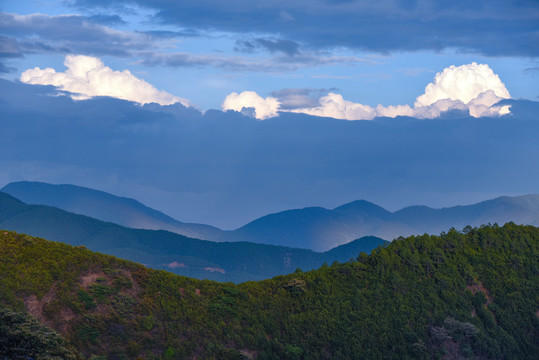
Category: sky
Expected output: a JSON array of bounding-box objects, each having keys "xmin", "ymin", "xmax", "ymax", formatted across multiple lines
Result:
[
  {"xmin": 1, "ymin": 0, "xmax": 539, "ymax": 229},
  {"xmin": 1, "ymin": 0, "xmax": 538, "ymax": 112}
]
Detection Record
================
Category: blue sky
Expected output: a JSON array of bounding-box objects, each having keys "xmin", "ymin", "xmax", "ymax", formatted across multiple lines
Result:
[
  {"xmin": 1, "ymin": 0, "xmax": 538, "ymax": 228},
  {"xmin": 1, "ymin": 0, "xmax": 538, "ymax": 111}
]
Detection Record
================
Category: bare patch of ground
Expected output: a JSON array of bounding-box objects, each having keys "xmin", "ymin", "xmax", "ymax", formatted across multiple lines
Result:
[
  {"xmin": 121, "ymin": 269, "xmax": 141, "ymax": 297},
  {"xmin": 239, "ymin": 349, "xmax": 257, "ymax": 359},
  {"xmin": 467, "ymin": 280, "xmax": 493, "ymax": 304},
  {"xmin": 467, "ymin": 280, "xmax": 497, "ymax": 324},
  {"xmin": 23, "ymin": 287, "xmax": 74, "ymax": 334},
  {"xmin": 80, "ymin": 271, "xmax": 105, "ymax": 289}
]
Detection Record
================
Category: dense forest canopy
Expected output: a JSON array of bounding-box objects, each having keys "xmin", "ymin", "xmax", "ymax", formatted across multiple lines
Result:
[{"xmin": 0, "ymin": 223, "xmax": 537, "ymax": 359}]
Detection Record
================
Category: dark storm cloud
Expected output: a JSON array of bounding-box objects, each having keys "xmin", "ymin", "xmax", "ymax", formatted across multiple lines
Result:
[
  {"xmin": 235, "ymin": 38, "xmax": 301, "ymax": 56},
  {"xmin": 0, "ymin": 62, "xmax": 15, "ymax": 73},
  {"xmin": 140, "ymin": 51, "xmax": 363, "ymax": 72},
  {"xmin": 87, "ymin": 14, "xmax": 126, "ymax": 25},
  {"xmin": 523, "ymin": 67, "xmax": 539, "ymax": 75},
  {"xmin": 142, "ymin": 29, "xmax": 200, "ymax": 39},
  {"xmin": 0, "ymin": 11, "xmax": 352, "ymax": 72},
  {"xmin": 0, "ymin": 36, "xmax": 22, "ymax": 58},
  {"xmin": 140, "ymin": 51, "xmax": 296, "ymax": 72},
  {"xmin": 0, "ymin": 12, "xmax": 152, "ymax": 57},
  {"xmin": 0, "ymin": 35, "xmax": 67, "ymax": 73},
  {"xmin": 71, "ymin": 0, "xmax": 539, "ymax": 57},
  {"xmin": 0, "ymin": 35, "xmax": 66, "ymax": 58}
]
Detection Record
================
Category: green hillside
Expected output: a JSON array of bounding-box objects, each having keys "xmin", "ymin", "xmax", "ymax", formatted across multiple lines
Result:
[{"xmin": 0, "ymin": 223, "xmax": 537, "ymax": 359}]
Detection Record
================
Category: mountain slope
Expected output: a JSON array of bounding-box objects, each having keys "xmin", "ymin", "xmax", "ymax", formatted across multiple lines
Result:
[
  {"xmin": 3, "ymin": 180, "xmax": 398, "ymax": 250},
  {"xmin": 1, "ymin": 181, "xmax": 223, "ymax": 240},
  {"xmin": 224, "ymin": 195, "xmax": 539, "ymax": 251},
  {"xmin": 5, "ymin": 181, "xmax": 539, "ymax": 252},
  {"xmin": 1, "ymin": 223, "xmax": 537, "ymax": 359},
  {"xmin": 0, "ymin": 191, "xmax": 387, "ymax": 282}
]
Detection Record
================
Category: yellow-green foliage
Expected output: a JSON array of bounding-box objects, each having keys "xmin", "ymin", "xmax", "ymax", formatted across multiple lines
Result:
[{"xmin": 0, "ymin": 223, "xmax": 538, "ymax": 359}]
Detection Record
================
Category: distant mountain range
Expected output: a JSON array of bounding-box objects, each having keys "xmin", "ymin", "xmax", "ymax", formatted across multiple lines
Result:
[
  {"xmin": 2, "ymin": 181, "xmax": 221, "ymax": 241},
  {"xmin": 0, "ymin": 191, "xmax": 387, "ymax": 282},
  {"xmin": 225, "ymin": 195, "xmax": 539, "ymax": 250},
  {"xmin": 4, "ymin": 181, "xmax": 539, "ymax": 251}
]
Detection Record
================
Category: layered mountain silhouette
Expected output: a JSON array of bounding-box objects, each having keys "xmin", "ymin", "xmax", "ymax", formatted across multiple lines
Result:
[
  {"xmin": 2, "ymin": 181, "xmax": 221, "ymax": 240},
  {"xmin": 225, "ymin": 196, "xmax": 539, "ymax": 250},
  {"xmin": 0, "ymin": 191, "xmax": 386, "ymax": 282},
  {"xmin": 3, "ymin": 181, "xmax": 539, "ymax": 252}
]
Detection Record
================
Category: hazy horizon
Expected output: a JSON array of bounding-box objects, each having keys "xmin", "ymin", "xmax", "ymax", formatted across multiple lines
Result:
[{"xmin": 1, "ymin": 0, "xmax": 538, "ymax": 228}]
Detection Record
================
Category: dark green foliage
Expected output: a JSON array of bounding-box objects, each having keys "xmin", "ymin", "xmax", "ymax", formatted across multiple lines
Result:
[
  {"xmin": 0, "ymin": 223, "xmax": 538, "ymax": 359},
  {"xmin": 75, "ymin": 323, "xmax": 100, "ymax": 344},
  {"xmin": 0, "ymin": 306, "xmax": 81, "ymax": 359},
  {"xmin": 78, "ymin": 290, "xmax": 97, "ymax": 310}
]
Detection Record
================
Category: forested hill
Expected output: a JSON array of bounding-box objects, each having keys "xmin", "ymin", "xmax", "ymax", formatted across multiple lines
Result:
[{"xmin": 1, "ymin": 223, "xmax": 538, "ymax": 359}]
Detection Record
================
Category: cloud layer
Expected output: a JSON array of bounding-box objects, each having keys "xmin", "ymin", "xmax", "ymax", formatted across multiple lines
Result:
[
  {"xmin": 0, "ymin": 12, "xmax": 149, "ymax": 57},
  {"xmin": 72, "ymin": 0, "xmax": 539, "ymax": 57},
  {"xmin": 2, "ymin": 77, "xmax": 538, "ymax": 228},
  {"xmin": 19, "ymin": 57, "xmax": 511, "ymax": 120},
  {"xmin": 20, "ymin": 55, "xmax": 190, "ymax": 106},
  {"xmin": 0, "ymin": 11, "xmax": 365, "ymax": 75},
  {"xmin": 231, "ymin": 63, "xmax": 511, "ymax": 120}
]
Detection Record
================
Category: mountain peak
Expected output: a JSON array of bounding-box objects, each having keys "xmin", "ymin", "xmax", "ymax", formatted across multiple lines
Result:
[
  {"xmin": 333, "ymin": 200, "xmax": 391, "ymax": 217},
  {"xmin": 487, "ymin": 194, "xmax": 539, "ymax": 210}
]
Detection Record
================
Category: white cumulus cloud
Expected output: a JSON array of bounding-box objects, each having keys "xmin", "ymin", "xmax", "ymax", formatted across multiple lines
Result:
[
  {"xmin": 221, "ymin": 91, "xmax": 279, "ymax": 120},
  {"xmin": 242, "ymin": 62, "xmax": 511, "ymax": 121},
  {"xmin": 467, "ymin": 90, "xmax": 511, "ymax": 117},
  {"xmin": 375, "ymin": 104, "xmax": 414, "ymax": 118},
  {"xmin": 412, "ymin": 99, "xmax": 468, "ymax": 119},
  {"xmin": 20, "ymin": 55, "xmax": 190, "ymax": 107},
  {"xmin": 414, "ymin": 62, "xmax": 510, "ymax": 107}
]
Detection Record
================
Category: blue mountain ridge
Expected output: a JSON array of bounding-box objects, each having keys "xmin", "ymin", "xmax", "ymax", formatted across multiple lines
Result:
[
  {"xmin": 3, "ymin": 181, "xmax": 539, "ymax": 252},
  {"xmin": 0, "ymin": 191, "xmax": 387, "ymax": 283}
]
